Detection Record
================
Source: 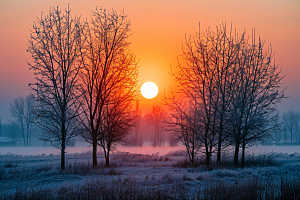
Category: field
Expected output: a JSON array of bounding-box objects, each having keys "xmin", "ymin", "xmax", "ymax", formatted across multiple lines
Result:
[{"xmin": 1, "ymin": 146, "xmax": 300, "ymax": 199}]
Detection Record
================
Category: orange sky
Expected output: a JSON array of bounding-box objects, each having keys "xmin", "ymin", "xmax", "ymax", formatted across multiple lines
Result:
[{"xmin": 0, "ymin": 0, "xmax": 299, "ymax": 123}]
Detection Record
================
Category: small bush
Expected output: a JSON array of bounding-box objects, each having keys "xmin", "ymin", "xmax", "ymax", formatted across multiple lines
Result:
[
  {"xmin": 215, "ymin": 169, "xmax": 239, "ymax": 178},
  {"xmin": 166, "ymin": 150, "xmax": 187, "ymax": 157},
  {"xmin": 34, "ymin": 165, "xmax": 53, "ymax": 173},
  {"xmin": 182, "ymin": 173, "xmax": 193, "ymax": 181},
  {"xmin": 173, "ymin": 158, "xmax": 206, "ymax": 168},
  {"xmin": 164, "ymin": 156, "xmax": 171, "ymax": 161},
  {"xmin": 98, "ymin": 161, "xmax": 122, "ymax": 168},
  {"xmin": 107, "ymin": 168, "xmax": 121, "ymax": 175},
  {"xmin": 196, "ymin": 174, "xmax": 206, "ymax": 181},
  {"xmin": 173, "ymin": 159, "xmax": 191, "ymax": 168},
  {"xmin": 160, "ymin": 172, "xmax": 180, "ymax": 183},
  {"xmin": 65, "ymin": 162, "xmax": 93, "ymax": 175},
  {"xmin": 244, "ymin": 154, "xmax": 281, "ymax": 167},
  {"xmin": 4, "ymin": 162, "xmax": 18, "ymax": 168}
]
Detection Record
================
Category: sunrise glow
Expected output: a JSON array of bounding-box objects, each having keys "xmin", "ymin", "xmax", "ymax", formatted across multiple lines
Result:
[
  {"xmin": 0, "ymin": 1, "xmax": 299, "ymax": 198},
  {"xmin": 141, "ymin": 82, "xmax": 158, "ymax": 99}
]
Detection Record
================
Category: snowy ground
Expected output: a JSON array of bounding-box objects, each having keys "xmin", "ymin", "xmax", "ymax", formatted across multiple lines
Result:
[{"xmin": 1, "ymin": 145, "xmax": 300, "ymax": 199}]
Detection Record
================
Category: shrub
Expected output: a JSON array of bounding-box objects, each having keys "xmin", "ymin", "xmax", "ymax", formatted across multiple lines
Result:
[
  {"xmin": 160, "ymin": 172, "xmax": 180, "ymax": 183},
  {"xmin": 107, "ymin": 168, "xmax": 121, "ymax": 175},
  {"xmin": 244, "ymin": 154, "xmax": 281, "ymax": 167},
  {"xmin": 4, "ymin": 162, "xmax": 18, "ymax": 168},
  {"xmin": 181, "ymin": 173, "xmax": 193, "ymax": 181},
  {"xmin": 173, "ymin": 158, "xmax": 207, "ymax": 168},
  {"xmin": 166, "ymin": 150, "xmax": 187, "ymax": 157}
]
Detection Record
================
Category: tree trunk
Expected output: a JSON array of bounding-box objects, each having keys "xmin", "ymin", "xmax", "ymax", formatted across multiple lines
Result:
[
  {"xmin": 105, "ymin": 152, "xmax": 110, "ymax": 167},
  {"xmin": 29, "ymin": 126, "xmax": 32, "ymax": 146},
  {"xmin": 205, "ymin": 143, "xmax": 210, "ymax": 169},
  {"xmin": 209, "ymin": 146, "xmax": 213, "ymax": 170},
  {"xmin": 191, "ymin": 148, "xmax": 195, "ymax": 167},
  {"xmin": 206, "ymin": 153, "xmax": 211, "ymax": 170},
  {"xmin": 191, "ymin": 155, "xmax": 194, "ymax": 167},
  {"xmin": 21, "ymin": 123, "xmax": 25, "ymax": 146},
  {"xmin": 217, "ymin": 132, "xmax": 222, "ymax": 162},
  {"xmin": 242, "ymin": 139, "xmax": 246, "ymax": 168},
  {"xmin": 26, "ymin": 125, "xmax": 29, "ymax": 146},
  {"xmin": 61, "ymin": 115, "xmax": 66, "ymax": 170},
  {"xmin": 234, "ymin": 142, "xmax": 240, "ymax": 166},
  {"xmin": 217, "ymin": 115, "xmax": 224, "ymax": 163},
  {"xmin": 61, "ymin": 142, "xmax": 66, "ymax": 170},
  {"xmin": 92, "ymin": 138, "xmax": 97, "ymax": 168}
]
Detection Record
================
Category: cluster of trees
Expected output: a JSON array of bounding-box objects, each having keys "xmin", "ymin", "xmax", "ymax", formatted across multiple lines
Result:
[
  {"xmin": 27, "ymin": 6, "xmax": 139, "ymax": 169},
  {"xmin": 164, "ymin": 24, "xmax": 286, "ymax": 168},
  {"xmin": 126, "ymin": 105, "xmax": 175, "ymax": 147},
  {"xmin": 0, "ymin": 120, "xmax": 19, "ymax": 142},
  {"xmin": 275, "ymin": 110, "xmax": 300, "ymax": 144},
  {"xmin": 146, "ymin": 105, "xmax": 166, "ymax": 146},
  {"xmin": 0, "ymin": 95, "xmax": 37, "ymax": 146},
  {"xmin": 21, "ymin": 5, "xmax": 286, "ymax": 171}
]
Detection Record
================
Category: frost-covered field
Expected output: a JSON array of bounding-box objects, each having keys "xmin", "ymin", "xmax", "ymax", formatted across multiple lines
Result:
[{"xmin": 1, "ymin": 148, "xmax": 300, "ymax": 199}]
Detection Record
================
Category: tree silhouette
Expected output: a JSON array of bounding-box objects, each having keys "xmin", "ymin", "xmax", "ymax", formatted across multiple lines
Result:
[
  {"xmin": 281, "ymin": 111, "xmax": 300, "ymax": 143},
  {"xmin": 24, "ymin": 94, "xmax": 36, "ymax": 146},
  {"xmin": 164, "ymin": 94, "xmax": 202, "ymax": 166},
  {"xmin": 79, "ymin": 8, "xmax": 139, "ymax": 167},
  {"xmin": 9, "ymin": 97, "xmax": 25, "ymax": 145},
  {"xmin": 27, "ymin": 6, "xmax": 84, "ymax": 170},
  {"xmin": 228, "ymin": 32, "xmax": 285, "ymax": 167},
  {"xmin": 9, "ymin": 95, "xmax": 36, "ymax": 146},
  {"xmin": 146, "ymin": 105, "xmax": 165, "ymax": 147},
  {"xmin": 166, "ymin": 23, "xmax": 286, "ymax": 168}
]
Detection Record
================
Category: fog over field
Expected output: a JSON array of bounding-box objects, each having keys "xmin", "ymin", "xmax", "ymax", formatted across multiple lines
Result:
[{"xmin": 1, "ymin": 143, "xmax": 300, "ymax": 156}]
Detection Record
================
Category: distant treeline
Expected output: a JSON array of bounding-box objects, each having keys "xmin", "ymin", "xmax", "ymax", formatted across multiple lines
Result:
[
  {"xmin": 0, "ymin": 121, "xmax": 40, "ymax": 140},
  {"xmin": 275, "ymin": 110, "xmax": 300, "ymax": 144}
]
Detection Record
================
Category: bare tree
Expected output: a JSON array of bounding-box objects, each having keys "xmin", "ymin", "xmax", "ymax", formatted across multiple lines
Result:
[
  {"xmin": 9, "ymin": 97, "xmax": 25, "ymax": 145},
  {"xmin": 146, "ymin": 105, "xmax": 166, "ymax": 146},
  {"xmin": 164, "ymin": 93, "xmax": 201, "ymax": 166},
  {"xmin": 9, "ymin": 122, "xmax": 18, "ymax": 143},
  {"xmin": 133, "ymin": 100, "xmax": 142, "ymax": 146},
  {"xmin": 209, "ymin": 24, "xmax": 242, "ymax": 163},
  {"xmin": 24, "ymin": 94, "xmax": 36, "ymax": 146},
  {"xmin": 9, "ymin": 95, "xmax": 36, "ymax": 146},
  {"xmin": 228, "ymin": 32, "xmax": 286, "ymax": 166},
  {"xmin": 272, "ymin": 114, "xmax": 282, "ymax": 143},
  {"xmin": 166, "ymin": 23, "xmax": 286, "ymax": 169},
  {"xmin": 79, "ymin": 8, "xmax": 139, "ymax": 167},
  {"xmin": 281, "ymin": 127, "xmax": 288, "ymax": 143},
  {"xmin": 167, "ymin": 24, "xmax": 240, "ymax": 168},
  {"xmin": 168, "ymin": 130, "xmax": 178, "ymax": 146},
  {"xmin": 281, "ymin": 111, "xmax": 300, "ymax": 143},
  {"xmin": 27, "ymin": 6, "xmax": 84, "ymax": 170},
  {"xmin": 99, "ymin": 91, "xmax": 138, "ymax": 167}
]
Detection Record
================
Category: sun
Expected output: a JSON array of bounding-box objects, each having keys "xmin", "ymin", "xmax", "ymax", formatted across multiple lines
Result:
[{"xmin": 141, "ymin": 82, "xmax": 158, "ymax": 99}]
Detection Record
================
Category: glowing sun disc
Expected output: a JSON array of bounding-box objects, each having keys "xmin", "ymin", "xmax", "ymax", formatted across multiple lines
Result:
[{"xmin": 141, "ymin": 82, "xmax": 158, "ymax": 99}]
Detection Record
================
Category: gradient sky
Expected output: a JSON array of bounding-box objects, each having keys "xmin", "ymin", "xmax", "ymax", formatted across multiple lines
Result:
[{"xmin": 0, "ymin": 0, "xmax": 299, "ymax": 123}]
